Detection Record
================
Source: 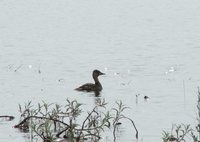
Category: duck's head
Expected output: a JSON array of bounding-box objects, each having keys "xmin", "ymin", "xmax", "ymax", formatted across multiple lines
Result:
[{"xmin": 93, "ymin": 69, "xmax": 105, "ymax": 77}]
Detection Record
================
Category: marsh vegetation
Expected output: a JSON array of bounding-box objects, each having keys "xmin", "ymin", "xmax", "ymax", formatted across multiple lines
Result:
[{"xmin": 14, "ymin": 99, "xmax": 138, "ymax": 142}]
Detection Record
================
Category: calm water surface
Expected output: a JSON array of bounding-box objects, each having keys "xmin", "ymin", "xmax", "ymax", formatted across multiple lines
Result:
[{"xmin": 1, "ymin": 0, "xmax": 200, "ymax": 141}]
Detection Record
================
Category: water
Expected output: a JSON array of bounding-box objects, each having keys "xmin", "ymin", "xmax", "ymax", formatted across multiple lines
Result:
[{"xmin": 1, "ymin": 0, "xmax": 200, "ymax": 141}]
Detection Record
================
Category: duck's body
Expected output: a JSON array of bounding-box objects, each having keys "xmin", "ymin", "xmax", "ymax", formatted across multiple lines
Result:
[{"xmin": 75, "ymin": 70, "xmax": 105, "ymax": 92}]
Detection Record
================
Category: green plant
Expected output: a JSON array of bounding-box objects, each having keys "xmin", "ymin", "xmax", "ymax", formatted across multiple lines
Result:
[
  {"xmin": 162, "ymin": 87, "xmax": 200, "ymax": 142},
  {"xmin": 112, "ymin": 101, "xmax": 138, "ymax": 141},
  {"xmin": 14, "ymin": 99, "xmax": 138, "ymax": 142},
  {"xmin": 162, "ymin": 124, "xmax": 193, "ymax": 142}
]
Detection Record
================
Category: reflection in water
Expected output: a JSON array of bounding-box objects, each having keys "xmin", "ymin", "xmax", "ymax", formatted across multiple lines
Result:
[
  {"xmin": 94, "ymin": 94, "xmax": 102, "ymax": 107},
  {"xmin": 114, "ymin": 126, "xmax": 125, "ymax": 142},
  {"xmin": 94, "ymin": 90, "xmax": 101, "ymax": 97}
]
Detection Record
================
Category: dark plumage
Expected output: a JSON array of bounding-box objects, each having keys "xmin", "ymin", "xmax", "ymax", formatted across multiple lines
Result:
[{"xmin": 75, "ymin": 70, "xmax": 105, "ymax": 92}]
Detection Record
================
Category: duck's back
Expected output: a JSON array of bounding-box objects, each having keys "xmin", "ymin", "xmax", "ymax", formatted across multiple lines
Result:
[
  {"xmin": 75, "ymin": 83, "xmax": 96, "ymax": 92},
  {"xmin": 75, "ymin": 82, "xmax": 102, "ymax": 92}
]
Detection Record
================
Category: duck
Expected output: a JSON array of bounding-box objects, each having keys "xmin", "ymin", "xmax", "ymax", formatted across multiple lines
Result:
[{"xmin": 75, "ymin": 69, "xmax": 105, "ymax": 92}]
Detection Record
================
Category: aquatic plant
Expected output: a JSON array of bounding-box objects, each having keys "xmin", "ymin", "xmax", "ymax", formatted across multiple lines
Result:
[
  {"xmin": 162, "ymin": 87, "xmax": 200, "ymax": 142},
  {"xmin": 112, "ymin": 101, "xmax": 138, "ymax": 141},
  {"xmin": 14, "ymin": 99, "xmax": 138, "ymax": 142},
  {"xmin": 162, "ymin": 124, "xmax": 193, "ymax": 142}
]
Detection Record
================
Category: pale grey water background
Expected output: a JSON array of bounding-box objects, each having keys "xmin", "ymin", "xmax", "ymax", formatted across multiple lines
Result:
[{"xmin": 1, "ymin": 0, "xmax": 200, "ymax": 141}]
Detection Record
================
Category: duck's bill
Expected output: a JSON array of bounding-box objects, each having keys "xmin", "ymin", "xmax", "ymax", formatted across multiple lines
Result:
[{"xmin": 100, "ymin": 72, "xmax": 105, "ymax": 75}]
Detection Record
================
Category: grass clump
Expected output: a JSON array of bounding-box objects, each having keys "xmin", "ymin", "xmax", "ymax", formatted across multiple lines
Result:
[{"xmin": 14, "ymin": 99, "xmax": 138, "ymax": 142}]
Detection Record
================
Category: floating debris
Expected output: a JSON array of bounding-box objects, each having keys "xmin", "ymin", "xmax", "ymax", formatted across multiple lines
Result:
[
  {"xmin": 116, "ymin": 122, "xmax": 122, "ymax": 125},
  {"xmin": 58, "ymin": 79, "xmax": 65, "ymax": 82},
  {"xmin": 0, "ymin": 115, "xmax": 15, "ymax": 121},
  {"xmin": 144, "ymin": 96, "xmax": 149, "ymax": 100},
  {"xmin": 165, "ymin": 66, "xmax": 177, "ymax": 74},
  {"xmin": 14, "ymin": 64, "xmax": 23, "ymax": 72}
]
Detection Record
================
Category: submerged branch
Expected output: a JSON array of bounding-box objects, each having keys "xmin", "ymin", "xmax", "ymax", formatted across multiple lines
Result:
[
  {"xmin": 0, "ymin": 115, "xmax": 15, "ymax": 121},
  {"xmin": 14, "ymin": 115, "xmax": 70, "ymax": 128}
]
